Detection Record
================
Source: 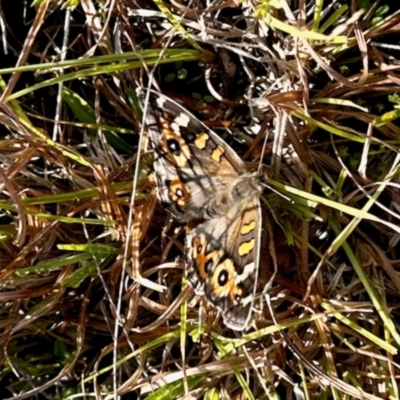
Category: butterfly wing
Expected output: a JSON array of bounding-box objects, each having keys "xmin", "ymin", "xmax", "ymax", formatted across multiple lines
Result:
[
  {"xmin": 186, "ymin": 196, "xmax": 261, "ymax": 330},
  {"xmin": 142, "ymin": 91, "xmax": 248, "ymax": 222}
]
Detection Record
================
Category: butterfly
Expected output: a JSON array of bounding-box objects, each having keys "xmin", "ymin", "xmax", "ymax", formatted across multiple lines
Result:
[{"xmin": 142, "ymin": 90, "xmax": 263, "ymax": 330}]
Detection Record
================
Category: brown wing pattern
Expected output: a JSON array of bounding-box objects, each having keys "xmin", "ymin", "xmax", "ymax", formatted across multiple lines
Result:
[
  {"xmin": 143, "ymin": 91, "xmax": 247, "ymax": 221},
  {"xmin": 186, "ymin": 197, "xmax": 261, "ymax": 330}
]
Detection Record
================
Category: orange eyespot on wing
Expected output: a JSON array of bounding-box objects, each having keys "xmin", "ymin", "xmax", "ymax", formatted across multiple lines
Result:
[
  {"xmin": 167, "ymin": 179, "xmax": 190, "ymax": 211},
  {"xmin": 160, "ymin": 120, "xmax": 191, "ymax": 167},
  {"xmin": 209, "ymin": 258, "xmax": 243, "ymax": 304},
  {"xmin": 191, "ymin": 236, "xmax": 221, "ymax": 280}
]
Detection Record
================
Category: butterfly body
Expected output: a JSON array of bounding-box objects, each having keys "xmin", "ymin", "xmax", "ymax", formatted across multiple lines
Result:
[{"xmin": 143, "ymin": 91, "xmax": 262, "ymax": 330}]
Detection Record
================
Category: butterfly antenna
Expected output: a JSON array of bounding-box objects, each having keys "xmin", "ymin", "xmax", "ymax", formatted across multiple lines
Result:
[{"xmin": 260, "ymin": 179, "xmax": 291, "ymax": 202}]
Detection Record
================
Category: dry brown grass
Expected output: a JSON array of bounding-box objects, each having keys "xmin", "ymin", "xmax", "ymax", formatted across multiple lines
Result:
[{"xmin": 1, "ymin": 0, "xmax": 400, "ymax": 399}]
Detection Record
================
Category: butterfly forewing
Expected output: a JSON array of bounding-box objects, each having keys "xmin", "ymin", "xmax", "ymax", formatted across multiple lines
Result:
[{"xmin": 144, "ymin": 92, "xmax": 249, "ymax": 221}]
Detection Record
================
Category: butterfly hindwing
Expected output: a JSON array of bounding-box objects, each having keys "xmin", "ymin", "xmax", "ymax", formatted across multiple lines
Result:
[{"xmin": 186, "ymin": 197, "xmax": 261, "ymax": 330}]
